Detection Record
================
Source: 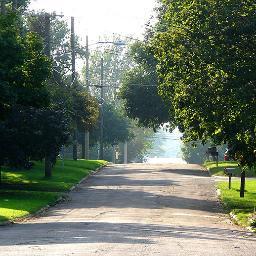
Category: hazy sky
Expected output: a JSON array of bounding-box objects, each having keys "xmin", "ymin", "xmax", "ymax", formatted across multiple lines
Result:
[{"xmin": 29, "ymin": 0, "xmax": 157, "ymax": 43}]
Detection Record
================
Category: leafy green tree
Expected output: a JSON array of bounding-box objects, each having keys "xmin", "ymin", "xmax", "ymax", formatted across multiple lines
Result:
[
  {"xmin": 73, "ymin": 91, "xmax": 100, "ymax": 132},
  {"xmin": 151, "ymin": 1, "xmax": 256, "ymax": 164},
  {"xmin": 90, "ymin": 103, "xmax": 132, "ymax": 146},
  {"xmin": 124, "ymin": 125, "xmax": 154, "ymax": 163},
  {"xmin": 85, "ymin": 38, "xmax": 129, "ymax": 103},
  {"xmin": 150, "ymin": 0, "xmax": 256, "ymax": 196},
  {"xmin": 0, "ymin": 12, "xmax": 50, "ymax": 119},
  {"xmin": 0, "ymin": 8, "xmax": 52, "ymax": 181},
  {"xmin": 1, "ymin": 0, "xmax": 29, "ymax": 12},
  {"xmin": 26, "ymin": 13, "xmax": 87, "ymax": 77},
  {"xmin": 27, "ymin": 12, "xmax": 100, "ymax": 161},
  {"xmin": 0, "ymin": 106, "xmax": 71, "ymax": 176},
  {"xmin": 181, "ymin": 141, "xmax": 226, "ymax": 165},
  {"xmin": 120, "ymin": 41, "xmax": 171, "ymax": 130},
  {"xmin": 87, "ymin": 38, "xmax": 160, "ymax": 162}
]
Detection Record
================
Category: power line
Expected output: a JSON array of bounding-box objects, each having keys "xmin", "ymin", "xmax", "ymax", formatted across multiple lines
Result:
[{"xmin": 129, "ymin": 84, "xmax": 158, "ymax": 87}]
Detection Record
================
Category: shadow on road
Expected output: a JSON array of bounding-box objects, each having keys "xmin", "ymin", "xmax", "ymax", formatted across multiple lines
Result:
[
  {"xmin": 68, "ymin": 187, "xmax": 221, "ymax": 213},
  {"xmin": 0, "ymin": 221, "xmax": 253, "ymax": 246},
  {"xmin": 162, "ymin": 169, "xmax": 209, "ymax": 177},
  {"xmin": 89, "ymin": 175, "xmax": 180, "ymax": 187}
]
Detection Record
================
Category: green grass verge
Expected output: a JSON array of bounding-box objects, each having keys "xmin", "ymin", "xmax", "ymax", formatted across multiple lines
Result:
[
  {"xmin": 0, "ymin": 159, "xmax": 107, "ymax": 223},
  {"xmin": 218, "ymin": 180, "xmax": 256, "ymax": 229},
  {"xmin": 0, "ymin": 190, "xmax": 59, "ymax": 222},
  {"xmin": 204, "ymin": 161, "xmax": 256, "ymax": 177}
]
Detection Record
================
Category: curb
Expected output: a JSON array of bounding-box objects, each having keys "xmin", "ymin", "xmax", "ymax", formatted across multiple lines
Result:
[
  {"xmin": 69, "ymin": 165, "xmax": 105, "ymax": 192},
  {"xmin": 0, "ymin": 164, "xmax": 107, "ymax": 226},
  {"xmin": 206, "ymin": 165, "xmax": 256, "ymax": 234}
]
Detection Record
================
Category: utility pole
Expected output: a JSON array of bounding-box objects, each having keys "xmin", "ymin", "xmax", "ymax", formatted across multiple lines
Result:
[
  {"xmin": 99, "ymin": 57, "xmax": 104, "ymax": 160},
  {"xmin": 1, "ymin": 0, "xmax": 6, "ymax": 14},
  {"xmin": 124, "ymin": 141, "xmax": 128, "ymax": 164},
  {"xmin": 44, "ymin": 13, "xmax": 51, "ymax": 57},
  {"xmin": 43, "ymin": 13, "xmax": 52, "ymax": 177},
  {"xmin": 82, "ymin": 35, "xmax": 90, "ymax": 159},
  {"xmin": 41, "ymin": 12, "xmax": 64, "ymax": 176},
  {"xmin": 71, "ymin": 16, "xmax": 78, "ymax": 161},
  {"xmin": 12, "ymin": 0, "xmax": 17, "ymax": 11}
]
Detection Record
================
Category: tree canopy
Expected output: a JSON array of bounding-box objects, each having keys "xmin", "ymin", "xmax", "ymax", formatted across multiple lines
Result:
[
  {"xmin": 120, "ymin": 41, "xmax": 171, "ymax": 130},
  {"xmin": 0, "ymin": 12, "xmax": 50, "ymax": 119},
  {"xmin": 90, "ymin": 103, "xmax": 132, "ymax": 146},
  {"xmin": 150, "ymin": 0, "xmax": 256, "ymax": 167},
  {"xmin": 0, "ymin": 8, "xmax": 100, "ymax": 176}
]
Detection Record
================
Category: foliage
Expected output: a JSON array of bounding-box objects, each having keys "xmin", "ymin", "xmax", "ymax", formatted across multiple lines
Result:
[
  {"xmin": 0, "ymin": 11, "xmax": 51, "ymax": 119},
  {"xmin": 26, "ymin": 13, "xmax": 87, "ymax": 77},
  {"xmin": 0, "ymin": 106, "xmax": 71, "ymax": 168},
  {"xmin": 85, "ymin": 38, "xmax": 130, "ymax": 103},
  {"xmin": 86, "ymin": 39, "xmax": 156, "ymax": 162},
  {"xmin": 26, "ymin": 12, "xmax": 100, "ymax": 163},
  {"xmin": 90, "ymin": 103, "xmax": 132, "ymax": 146},
  {"xmin": 88, "ymin": 123, "xmax": 154, "ymax": 163},
  {"xmin": 73, "ymin": 91, "xmax": 99, "ymax": 132},
  {"xmin": 0, "ymin": 8, "xmax": 52, "ymax": 171},
  {"xmin": 182, "ymin": 141, "xmax": 226, "ymax": 164},
  {"xmin": 125, "ymin": 126, "xmax": 154, "ymax": 163},
  {"xmin": 218, "ymin": 180, "xmax": 256, "ymax": 228},
  {"xmin": 151, "ymin": 0, "xmax": 256, "ymax": 167},
  {"xmin": 1, "ymin": 0, "xmax": 29, "ymax": 12},
  {"xmin": 120, "ymin": 41, "xmax": 171, "ymax": 130}
]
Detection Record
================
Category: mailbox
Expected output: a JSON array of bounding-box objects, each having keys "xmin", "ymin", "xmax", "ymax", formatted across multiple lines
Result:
[
  {"xmin": 224, "ymin": 168, "xmax": 236, "ymax": 176},
  {"xmin": 224, "ymin": 167, "xmax": 236, "ymax": 189}
]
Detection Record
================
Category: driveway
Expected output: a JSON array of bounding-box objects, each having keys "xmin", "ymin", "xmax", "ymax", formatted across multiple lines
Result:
[{"xmin": 0, "ymin": 163, "xmax": 255, "ymax": 256}]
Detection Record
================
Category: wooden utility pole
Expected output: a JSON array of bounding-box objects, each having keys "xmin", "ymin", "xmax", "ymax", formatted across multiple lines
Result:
[
  {"xmin": 124, "ymin": 141, "xmax": 128, "ymax": 164},
  {"xmin": 71, "ymin": 16, "xmax": 78, "ymax": 161},
  {"xmin": 42, "ymin": 12, "xmax": 63, "ymax": 176},
  {"xmin": 1, "ymin": 0, "xmax": 6, "ymax": 14},
  {"xmin": 81, "ymin": 35, "xmax": 90, "ymax": 160},
  {"xmin": 99, "ymin": 57, "xmax": 104, "ymax": 160},
  {"xmin": 44, "ymin": 13, "xmax": 51, "ymax": 57},
  {"xmin": 43, "ymin": 13, "xmax": 52, "ymax": 177}
]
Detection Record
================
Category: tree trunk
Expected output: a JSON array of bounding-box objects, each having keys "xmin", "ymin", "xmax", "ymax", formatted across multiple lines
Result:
[
  {"xmin": 73, "ymin": 130, "xmax": 78, "ymax": 161},
  {"xmin": 240, "ymin": 169, "xmax": 246, "ymax": 198},
  {"xmin": 81, "ymin": 130, "xmax": 85, "ymax": 159},
  {"xmin": 45, "ymin": 155, "xmax": 52, "ymax": 178},
  {"xmin": 0, "ymin": 166, "xmax": 2, "ymax": 186}
]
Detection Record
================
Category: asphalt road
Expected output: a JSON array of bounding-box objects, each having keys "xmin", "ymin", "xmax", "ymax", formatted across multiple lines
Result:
[{"xmin": 0, "ymin": 163, "xmax": 255, "ymax": 256}]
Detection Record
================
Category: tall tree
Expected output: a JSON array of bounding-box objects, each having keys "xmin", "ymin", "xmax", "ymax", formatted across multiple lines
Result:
[
  {"xmin": 27, "ymin": 12, "xmax": 99, "ymax": 165},
  {"xmin": 120, "ymin": 41, "xmax": 171, "ymax": 130},
  {"xmin": 0, "ymin": 12, "xmax": 50, "ymax": 120},
  {"xmin": 152, "ymin": 0, "xmax": 256, "ymax": 166},
  {"xmin": 0, "ymin": 7, "xmax": 51, "ymax": 181},
  {"xmin": 150, "ymin": 0, "xmax": 256, "ymax": 196},
  {"xmin": 89, "ymin": 103, "xmax": 132, "ymax": 146}
]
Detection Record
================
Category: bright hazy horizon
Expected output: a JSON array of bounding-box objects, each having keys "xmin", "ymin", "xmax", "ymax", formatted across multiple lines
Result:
[{"xmin": 29, "ymin": 0, "xmax": 157, "ymax": 43}]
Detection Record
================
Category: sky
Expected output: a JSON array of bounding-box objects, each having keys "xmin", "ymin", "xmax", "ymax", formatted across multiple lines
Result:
[{"xmin": 29, "ymin": 0, "xmax": 157, "ymax": 43}]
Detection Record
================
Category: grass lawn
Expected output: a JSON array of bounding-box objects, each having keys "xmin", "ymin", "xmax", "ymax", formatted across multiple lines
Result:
[
  {"xmin": 218, "ymin": 180, "xmax": 256, "ymax": 230},
  {"xmin": 0, "ymin": 159, "xmax": 107, "ymax": 223},
  {"xmin": 204, "ymin": 161, "xmax": 256, "ymax": 177}
]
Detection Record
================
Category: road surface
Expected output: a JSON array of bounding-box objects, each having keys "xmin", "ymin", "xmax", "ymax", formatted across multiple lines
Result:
[{"xmin": 0, "ymin": 163, "xmax": 255, "ymax": 256}]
